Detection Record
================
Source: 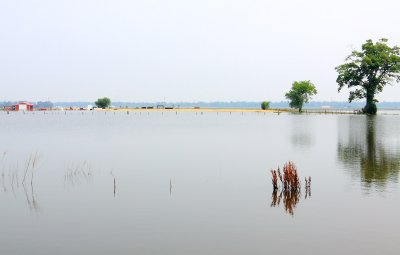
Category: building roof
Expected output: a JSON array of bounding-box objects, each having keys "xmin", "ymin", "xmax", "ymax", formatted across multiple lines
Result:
[{"xmin": 13, "ymin": 102, "xmax": 34, "ymax": 106}]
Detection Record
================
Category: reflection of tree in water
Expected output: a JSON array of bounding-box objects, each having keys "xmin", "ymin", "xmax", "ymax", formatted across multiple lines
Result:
[
  {"xmin": 270, "ymin": 188, "xmax": 311, "ymax": 216},
  {"xmin": 337, "ymin": 116, "xmax": 400, "ymax": 189},
  {"xmin": 291, "ymin": 134, "xmax": 313, "ymax": 148},
  {"xmin": 290, "ymin": 117, "xmax": 314, "ymax": 149}
]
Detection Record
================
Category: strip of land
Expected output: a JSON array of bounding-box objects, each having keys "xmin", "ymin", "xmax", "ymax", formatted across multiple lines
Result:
[{"xmin": 96, "ymin": 108, "xmax": 357, "ymax": 114}]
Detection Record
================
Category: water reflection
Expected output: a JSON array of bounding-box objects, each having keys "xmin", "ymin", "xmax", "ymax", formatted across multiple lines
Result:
[
  {"xmin": 270, "ymin": 186, "xmax": 311, "ymax": 216},
  {"xmin": 1, "ymin": 165, "xmax": 41, "ymax": 213},
  {"xmin": 290, "ymin": 117, "xmax": 314, "ymax": 148},
  {"xmin": 337, "ymin": 116, "xmax": 400, "ymax": 189},
  {"xmin": 110, "ymin": 171, "xmax": 116, "ymax": 198},
  {"xmin": 169, "ymin": 178, "xmax": 172, "ymax": 196},
  {"xmin": 23, "ymin": 183, "xmax": 41, "ymax": 213},
  {"xmin": 64, "ymin": 161, "xmax": 94, "ymax": 188}
]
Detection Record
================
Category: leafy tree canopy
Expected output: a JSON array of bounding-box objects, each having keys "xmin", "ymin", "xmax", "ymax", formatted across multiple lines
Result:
[
  {"xmin": 95, "ymin": 97, "xmax": 111, "ymax": 109},
  {"xmin": 336, "ymin": 38, "xmax": 400, "ymax": 114},
  {"xmin": 261, "ymin": 101, "xmax": 270, "ymax": 110},
  {"xmin": 285, "ymin": 80, "xmax": 317, "ymax": 112}
]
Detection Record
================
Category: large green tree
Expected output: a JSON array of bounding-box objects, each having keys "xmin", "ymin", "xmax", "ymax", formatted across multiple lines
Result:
[
  {"xmin": 336, "ymin": 38, "xmax": 400, "ymax": 114},
  {"xmin": 285, "ymin": 80, "xmax": 317, "ymax": 112},
  {"xmin": 95, "ymin": 97, "xmax": 111, "ymax": 109}
]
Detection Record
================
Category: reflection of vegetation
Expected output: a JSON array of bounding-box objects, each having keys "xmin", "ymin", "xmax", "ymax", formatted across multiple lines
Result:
[
  {"xmin": 64, "ymin": 161, "xmax": 94, "ymax": 188},
  {"xmin": 1, "ymin": 152, "xmax": 118, "ymax": 211},
  {"xmin": 23, "ymin": 182, "xmax": 40, "ymax": 213},
  {"xmin": 291, "ymin": 134, "xmax": 312, "ymax": 148},
  {"xmin": 290, "ymin": 117, "xmax": 314, "ymax": 149},
  {"xmin": 110, "ymin": 171, "xmax": 116, "ymax": 198},
  {"xmin": 22, "ymin": 152, "xmax": 40, "ymax": 185},
  {"xmin": 270, "ymin": 187, "xmax": 311, "ymax": 216},
  {"xmin": 1, "ymin": 151, "xmax": 41, "ymax": 213},
  {"xmin": 338, "ymin": 116, "xmax": 400, "ymax": 188}
]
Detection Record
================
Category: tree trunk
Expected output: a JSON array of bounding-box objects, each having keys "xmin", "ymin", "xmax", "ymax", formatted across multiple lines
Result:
[{"xmin": 363, "ymin": 91, "xmax": 377, "ymax": 114}]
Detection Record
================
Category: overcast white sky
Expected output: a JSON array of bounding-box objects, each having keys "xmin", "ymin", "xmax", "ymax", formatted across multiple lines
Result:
[{"xmin": 1, "ymin": 0, "xmax": 400, "ymax": 102}]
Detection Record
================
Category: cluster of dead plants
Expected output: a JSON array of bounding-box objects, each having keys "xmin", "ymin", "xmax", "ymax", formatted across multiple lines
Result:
[
  {"xmin": 270, "ymin": 161, "xmax": 312, "ymax": 215},
  {"xmin": 271, "ymin": 161, "xmax": 304, "ymax": 191}
]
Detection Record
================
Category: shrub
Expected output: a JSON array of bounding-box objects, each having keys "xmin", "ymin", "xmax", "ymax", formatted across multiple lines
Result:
[
  {"xmin": 261, "ymin": 101, "xmax": 270, "ymax": 110},
  {"xmin": 95, "ymin": 97, "xmax": 111, "ymax": 109}
]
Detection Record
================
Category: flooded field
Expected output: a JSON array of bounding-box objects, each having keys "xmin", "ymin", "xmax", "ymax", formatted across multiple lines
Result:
[{"xmin": 1, "ymin": 111, "xmax": 399, "ymax": 255}]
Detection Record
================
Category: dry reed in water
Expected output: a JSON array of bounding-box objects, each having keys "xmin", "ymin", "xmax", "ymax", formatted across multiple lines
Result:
[
  {"xmin": 282, "ymin": 161, "xmax": 301, "ymax": 191},
  {"xmin": 22, "ymin": 152, "xmax": 40, "ymax": 185},
  {"xmin": 271, "ymin": 170, "xmax": 278, "ymax": 191},
  {"xmin": 270, "ymin": 161, "xmax": 311, "ymax": 215},
  {"xmin": 271, "ymin": 161, "xmax": 304, "ymax": 191}
]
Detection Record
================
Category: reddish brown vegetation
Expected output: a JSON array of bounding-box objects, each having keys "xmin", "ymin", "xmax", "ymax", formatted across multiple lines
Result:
[
  {"xmin": 270, "ymin": 170, "xmax": 278, "ymax": 190},
  {"xmin": 282, "ymin": 161, "xmax": 300, "ymax": 191},
  {"xmin": 270, "ymin": 161, "xmax": 303, "ymax": 191},
  {"xmin": 270, "ymin": 162, "xmax": 311, "ymax": 216}
]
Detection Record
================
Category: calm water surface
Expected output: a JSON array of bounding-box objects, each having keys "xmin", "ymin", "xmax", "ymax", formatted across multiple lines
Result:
[{"xmin": 0, "ymin": 111, "xmax": 399, "ymax": 255}]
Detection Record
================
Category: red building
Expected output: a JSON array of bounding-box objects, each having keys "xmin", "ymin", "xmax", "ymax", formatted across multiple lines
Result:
[{"xmin": 11, "ymin": 102, "xmax": 34, "ymax": 111}]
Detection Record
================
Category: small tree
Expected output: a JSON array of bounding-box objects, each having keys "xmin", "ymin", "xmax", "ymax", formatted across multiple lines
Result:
[
  {"xmin": 95, "ymin": 97, "xmax": 111, "ymax": 109},
  {"xmin": 336, "ymin": 39, "xmax": 400, "ymax": 114},
  {"xmin": 261, "ymin": 101, "xmax": 270, "ymax": 110},
  {"xmin": 285, "ymin": 81, "xmax": 317, "ymax": 112}
]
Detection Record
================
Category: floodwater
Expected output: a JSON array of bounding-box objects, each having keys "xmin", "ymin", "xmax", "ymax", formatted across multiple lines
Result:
[{"xmin": 0, "ymin": 111, "xmax": 399, "ymax": 255}]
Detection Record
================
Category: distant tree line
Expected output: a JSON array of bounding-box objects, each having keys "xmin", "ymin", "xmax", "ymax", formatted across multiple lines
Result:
[
  {"xmin": 4, "ymin": 38, "xmax": 400, "ymax": 117},
  {"xmin": 35, "ymin": 101, "xmax": 53, "ymax": 108},
  {"xmin": 3, "ymin": 101, "xmax": 398, "ymax": 109}
]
